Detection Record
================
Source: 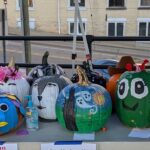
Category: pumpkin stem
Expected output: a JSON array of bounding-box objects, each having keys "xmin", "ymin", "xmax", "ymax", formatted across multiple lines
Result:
[
  {"xmin": 42, "ymin": 51, "xmax": 49, "ymax": 65},
  {"xmin": 77, "ymin": 66, "xmax": 90, "ymax": 86},
  {"xmin": 8, "ymin": 56, "xmax": 15, "ymax": 67}
]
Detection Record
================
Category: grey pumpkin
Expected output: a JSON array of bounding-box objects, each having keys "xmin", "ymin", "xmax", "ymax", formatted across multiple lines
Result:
[
  {"xmin": 28, "ymin": 51, "xmax": 66, "ymax": 82},
  {"xmin": 31, "ymin": 75, "xmax": 72, "ymax": 121}
]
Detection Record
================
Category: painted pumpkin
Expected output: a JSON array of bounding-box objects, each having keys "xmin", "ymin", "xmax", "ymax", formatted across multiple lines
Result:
[
  {"xmin": 31, "ymin": 75, "xmax": 72, "ymax": 120},
  {"xmin": 71, "ymin": 61, "xmax": 106, "ymax": 87},
  {"xmin": 0, "ymin": 58, "xmax": 30, "ymax": 102},
  {"xmin": 116, "ymin": 60, "xmax": 150, "ymax": 128},
  {"xmin": 56, "ymin": 66, "xmax": 112, "ymax": 133},
  {"xmin": 106, "ymin": 73, "xmax": 122, "ymax": 105},
  {"xmin": 0, "ymin": 92, "xmax": 25, "ymax": 135},
  {"xmin": 28, "ymin": 51, "xmax": 66, "ymax": 81}
]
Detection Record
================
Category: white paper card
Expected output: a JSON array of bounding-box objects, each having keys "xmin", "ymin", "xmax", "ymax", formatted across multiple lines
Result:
[
  {"xmin": 0, "ymin": 143, "xmax": 18, "ymax": 150},
  {"xmin": 41, "ymin": 143, "xmax": 96, "ymax": 150},
  {"xmin": 128, "ymin": 128, "xmax": 150, "ymax": 138},
  {"xmin": 73, "ymin": 132, "xmax": 95, "ymax": 141}
]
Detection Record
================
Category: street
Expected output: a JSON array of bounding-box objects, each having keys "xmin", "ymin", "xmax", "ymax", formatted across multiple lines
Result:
[{"xmin": 0, "ymin": 40, "xmax": 150, "ymax": 65}]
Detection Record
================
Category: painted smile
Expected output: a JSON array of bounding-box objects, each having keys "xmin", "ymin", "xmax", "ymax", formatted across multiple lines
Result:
[
  {"xmin": 122, "ymin": 101, "xmax": 139, "ymax": 111},
  {"xmin": 37, "ymin": 105, "xmax": 46, "ymax": 110}
]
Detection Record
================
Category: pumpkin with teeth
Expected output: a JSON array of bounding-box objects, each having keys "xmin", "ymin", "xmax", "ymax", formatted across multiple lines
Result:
[
  {"xmin": 56, "ymin": 66, "xmax": 112, "ymax": 133},
  {"xmin": 28, "ymin": 51, "xmax": 66, "ymax": 82},
  {"xmin": 116, "ymin": 59, "xmax": 150, "ymax": 127},
  {"xmin": 0, "ymin": 92, "xmax": 25, "ymax": 135},
  {"xmin": 31, "ymin": 75, "xmax": 71, "ymax": 120}
]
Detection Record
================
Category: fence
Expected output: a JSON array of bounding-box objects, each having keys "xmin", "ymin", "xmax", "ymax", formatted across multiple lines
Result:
[{"xmin": 0, "ymin": 35, "xmax": 150, "ymax": 69}]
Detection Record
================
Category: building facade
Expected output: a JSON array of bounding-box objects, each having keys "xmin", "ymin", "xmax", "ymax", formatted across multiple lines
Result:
[{"xmin": 0, "ymin": 0, "xmax": 150, "ymax": 36}]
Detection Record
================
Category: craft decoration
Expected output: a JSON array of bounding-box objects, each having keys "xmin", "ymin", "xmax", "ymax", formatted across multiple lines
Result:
[
  {"xmin": 31, "ymin": 75, "xmax": 72, "ymax": 120},
  {"xmin": 116, "ymin": 59, "xmax": 150, "ymax": 128},
  {"xmin": 0, "ymin": 57, "xmax": 30, "ymax": 102},
  {"xmin": 56, "ymin": 66, "xmax": 112, "ymax": 133},
  {"xmin": 0, "ymin": 92, "xmax": 25, "ymax": 135},
  {"xmin": 71, "ymin": 61, "xmax": 106, "ymax": 87},
  {"xmin": 28, "ymin": 51, "xmax": 66, "ymax": 81},
  {"xmin": 93, "ymin": 59, "xmax": 118, "ymax": 80},
  {"xmin": 106, "ymin": 56, "xmax": 135, "ymax": 108}
]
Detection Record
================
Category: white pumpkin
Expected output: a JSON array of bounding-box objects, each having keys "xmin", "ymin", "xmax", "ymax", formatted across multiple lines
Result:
[
  {"xmin": 0, "ymin": 78, "xmax": 30, "ymax": 102},
  {"xmin": 0, "ymin": 57, "xmax": 30, "ymax": 102},
  {"xmin": 31, "ymin": 75, "xmax": 71, "ymax": 120}
]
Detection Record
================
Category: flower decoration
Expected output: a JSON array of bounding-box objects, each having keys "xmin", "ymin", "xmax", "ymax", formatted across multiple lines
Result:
[{"xmin": 0, "ymin": 66, "xmax": 22, "ymax": 82}]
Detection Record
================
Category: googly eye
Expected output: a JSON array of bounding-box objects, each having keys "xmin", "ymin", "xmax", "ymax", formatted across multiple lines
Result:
[
  {"xmin": 0, "ymin": 103, "xmax": 9, "ymax": 112},
  {"xmin": 131, "ymin": 78, "xmax": 148, "ymax": 99},
  {"xmin": 117, "ymin": 79, "xmax": 129, "ymax": 99}
]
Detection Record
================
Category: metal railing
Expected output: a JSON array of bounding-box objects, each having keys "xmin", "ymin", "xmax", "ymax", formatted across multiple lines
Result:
[{"xmin": 0, "ymin": 35, "xmax": 150, "ymax": 69}]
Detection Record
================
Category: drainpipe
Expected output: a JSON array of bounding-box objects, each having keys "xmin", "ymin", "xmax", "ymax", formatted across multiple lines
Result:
[{"xmin": 57, "ymin": 0, "xmax": 61, "ymax": 34}]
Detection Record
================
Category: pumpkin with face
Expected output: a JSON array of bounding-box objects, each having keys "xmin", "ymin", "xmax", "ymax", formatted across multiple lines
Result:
[
  {"xmin": 28, "ymin": 51, "xmax": 66, "ymax": 81},
  {"xmin": 116, "ymin": 68, "xmax": 150, "ymax": 127},
  {"xmin": 0, "ymin": 58, "xmax": 30, "ymax": 102},
  {"xmin": 56, "ymin": 66, "xmax": 112, "ymax": 133},
  {"xmin": 0, "ymin": 93, "xmax": 25, "ymax": 135},
  {"xmin": 31, "ymin": 75, "xmax": 71, "ymax": 120}
]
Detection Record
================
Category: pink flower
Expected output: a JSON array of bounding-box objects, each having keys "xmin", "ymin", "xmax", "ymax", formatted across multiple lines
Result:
[
  {"xmin": 7, "ymin": 67, "xmax": 22, "ymax": 80},
  {"xmin": 0, "ymin": 66, "xmax": 9, "ymax": 82}
]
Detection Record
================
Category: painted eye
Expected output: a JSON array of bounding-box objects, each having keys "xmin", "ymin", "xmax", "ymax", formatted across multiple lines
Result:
[
  {"xmin": 0, "ymin": 103, "xmax": 9, "ymax": 112},
  {"xmin": 8, "ymin": 83, "xmax": 16, "ymax": 86},
  {"xmin": 131, "ymin": 78, "xmax": 148, "ymax": 99},
  {"xmin": 47, "ymin": 83, "xmax": 56, "ymax": 86},
  {"xmin": 117, "ymin": 79, "xmax": 129, "ymax": 99}
]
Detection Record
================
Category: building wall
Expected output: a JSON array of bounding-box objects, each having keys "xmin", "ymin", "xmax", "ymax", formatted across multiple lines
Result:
[{"xmin": 0, "ymin": 0, "xmax": 150, "ymax": 36}]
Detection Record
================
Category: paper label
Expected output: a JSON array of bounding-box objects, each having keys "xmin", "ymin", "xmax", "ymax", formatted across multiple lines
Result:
[
  {"xmin": 41, "ymin": 143, "xmax": 96, "ymax": 150},
  {"xmin": 0, "ymin": 143, "xmax": 18, "ymax": 150}
]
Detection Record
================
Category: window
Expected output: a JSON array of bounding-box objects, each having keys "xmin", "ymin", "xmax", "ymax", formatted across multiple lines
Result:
[
  {"xmin": 140, "ymin": 0, "xmax": 150, "ymax": 6},
  {"xmin": 16, "ymin": 0, "xmax": 34, "ymax": 10},
  {"xmin": 107, "ymin": 18, "xmax": 126, "ymax": 36},
  {"xmin": 68, "ymin": 18, "xmax": 87, "ymax": 35},
  {"xmin": 17, "ymin": 18, "xmax": 36, "ymax": 30},
  {"xmin": 69, "ymin": 0, "xmax": 85, "ymax": 7},
  {"xmin": 108, "ymin": 0, "xmax": 125, "ymax": 7},
  {"xmin": 139, "ymin": 22, "xmax": 150, "ymax": 36}
]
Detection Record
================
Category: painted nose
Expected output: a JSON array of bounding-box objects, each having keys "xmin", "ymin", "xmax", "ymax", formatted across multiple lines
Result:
[{"xmin": 37, "ymin": 95, "xmax": 42, "ymax": 102}]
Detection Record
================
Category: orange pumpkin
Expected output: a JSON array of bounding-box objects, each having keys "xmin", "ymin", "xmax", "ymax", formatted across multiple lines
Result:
[{"xmin": 106, "ymin": 73, "xmax": 122, "ymax": 106}]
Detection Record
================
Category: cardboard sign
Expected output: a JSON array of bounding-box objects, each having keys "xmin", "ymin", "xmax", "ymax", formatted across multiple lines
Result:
[
  {"xmin": 41, "ymin": 142, "xmax": 96, "ymax": 150},
  {"xmin": 0, "ymin": 143, "xmax": 17, "ymax": 150}
]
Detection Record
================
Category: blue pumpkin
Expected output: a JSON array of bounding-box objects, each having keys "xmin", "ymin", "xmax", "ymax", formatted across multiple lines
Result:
[
  {"xmin": 56, "ymin": 66, "xmax": 112, "ymax": 133},
  {"xmin": 0, "ymin": 93, "xmax": 25, "ymax": 135}
]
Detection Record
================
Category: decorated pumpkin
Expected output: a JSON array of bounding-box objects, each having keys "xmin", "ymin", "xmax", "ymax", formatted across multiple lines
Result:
[
  {"xmin": 28, "ymin": 51, "xmax": 66, "ymax": 81},
  {"xmin": 31, "ymin": 75, "xmax": 72, "ymax": 120},
  {"xmin": 56, "ymin": 66, "xmax": 112, "ymax": 133},
  {"xmin": 107, "ymin": 56, "xmax": 136, "ymax": 110},
  {"xmin": 106, "ymin": 73, "xmax": 122, "ymax": 105},
  {"xmin": 71, "ymin": 61, "xmax": 106, "ymax": 87},
  {"xmin": 116, "ymin": 59, "xmax": 150, "ymax": 128},
  {"xmin": 0, "ymin": 92, "xmax": 25, "ymax": 135},
  {"xmin": 0, "ymin": 58, "xmax": 30, "ymax": 102}
]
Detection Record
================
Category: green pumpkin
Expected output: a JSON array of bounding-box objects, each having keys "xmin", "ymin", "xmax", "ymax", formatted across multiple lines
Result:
[
  {"xmin": 116, "ymin": 70, "xmax": 150, "ymax": 128},
  {"xmin": 56, "ymin": 66, "xmax": 112, "ymax": 133}
]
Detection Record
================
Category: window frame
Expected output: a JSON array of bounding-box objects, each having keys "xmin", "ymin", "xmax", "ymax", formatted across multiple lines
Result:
[
  {"xmin": 67, "ymin": 18, "xmax": 87, "ymax": 35},
  {"xmin": 16, "ymin": 0, "xmax": 35, "ymax": 11},
  {"xmin": 139, "ymin": 0, "xmax": 150, "ymax": 7},
  {"xmin": 107, "ymin": 18, "xmax": 126, "ymax": 36},
  {"xmin": 137, "ymin": 18, "xmax": 150, "ymax": 36},
  {"xmin": 67, "ymin": 0, "xmax": 86, "ymax": 11},
  {"xmin": 107, "ymin": 0, "xmax": 126, "ymax": 8},
  {"xmin": 16, "ymin": 18, "xmax": 36, "ymax": 30}
]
